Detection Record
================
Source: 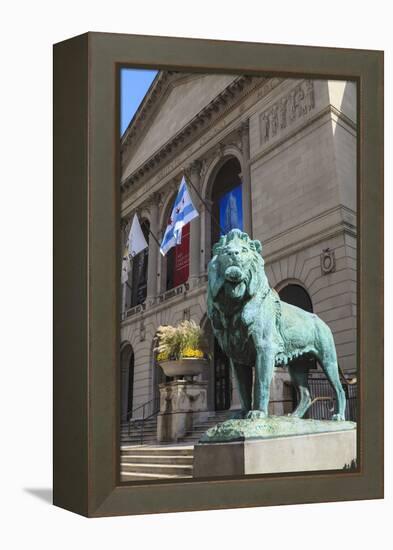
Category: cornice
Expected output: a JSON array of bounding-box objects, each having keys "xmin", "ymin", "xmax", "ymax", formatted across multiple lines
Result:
[
  {"xmin": 250, "ymin": 103, "xmax": 357, "ymax": 170},
  {"xmin": 120, "ymin": 75, "xmax": 274, "ymax": 196}
]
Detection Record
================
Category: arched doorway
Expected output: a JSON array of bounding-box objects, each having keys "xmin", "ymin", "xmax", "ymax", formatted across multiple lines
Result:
[
  {"xmin": 200, "ymin": 314, "xmax": 229, "ymax": 412},
  {"xmin": 214, "ymin": 339, "xmax": 231, "ymax": 411},
  {"xmin": 120, "ymin": 343, "xmax": 135, "ymax": 422}
]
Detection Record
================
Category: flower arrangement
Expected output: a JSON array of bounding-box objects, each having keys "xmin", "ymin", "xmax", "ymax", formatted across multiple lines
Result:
[{"xmin": 155, "ymin": 320, "xmax": 208, "ymax": 362}]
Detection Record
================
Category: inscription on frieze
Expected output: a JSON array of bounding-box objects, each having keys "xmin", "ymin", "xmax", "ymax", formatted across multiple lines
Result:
[{"xmin": 259, "ymin": 80, "xmax": 315, "ymax": 146}]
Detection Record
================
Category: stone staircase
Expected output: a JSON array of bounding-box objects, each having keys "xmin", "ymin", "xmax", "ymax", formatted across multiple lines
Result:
[
  {"xmin": 177, "ymin": 410, "xmax": 233, "ymax": 444},
  {"xmin": 121, "ymin": 409, "xmax": 232, "ymax": 446},
  {"xmin": 120, "ymin": 409, "xmax": 233, "ymax": 481},
  {"xmin": 121, "ymin": 445, "xmax": 194, "ymax": 481},
  {"xmin": 121, "ymin": 416, "xmax": 158, "ymax": 446}
]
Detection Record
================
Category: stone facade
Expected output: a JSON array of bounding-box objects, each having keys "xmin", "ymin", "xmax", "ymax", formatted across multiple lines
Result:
[{"xmin": 120, "ymin": 72, "xmax": 357, "ymax": 420}]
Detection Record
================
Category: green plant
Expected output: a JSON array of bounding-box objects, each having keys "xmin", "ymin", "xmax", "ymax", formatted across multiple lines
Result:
[{"xmin": 155, "ymin": 320, "xmax": 208, "ymax": 361}]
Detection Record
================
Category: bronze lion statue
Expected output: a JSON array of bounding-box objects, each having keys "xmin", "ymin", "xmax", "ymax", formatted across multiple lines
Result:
[{"xmin": 207, "ymin": 229, "xmax": 346, "ymax": 421}]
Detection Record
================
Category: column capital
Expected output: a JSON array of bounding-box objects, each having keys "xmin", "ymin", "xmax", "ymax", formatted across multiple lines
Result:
[
  {"xmin": 200, "ymin": 198, "xmax": 213, "ymax": 211},
  {"xmin": 145, "ymin": 191, "xmax": 161, "ymax": 211},
  {"xmin": 238, "ymin": 119, "xmax": 250, "ymax": 136},
  {"xmin": 190, "ymin": 159, "xmax": 202, "ymax": 176},
  {"xmin": 215, "ymin": 142, "xmax": 225, "ymax": 159},
  {"xmin": 184, "ymin": 159, "xmax": 202, "ymax": 182}
]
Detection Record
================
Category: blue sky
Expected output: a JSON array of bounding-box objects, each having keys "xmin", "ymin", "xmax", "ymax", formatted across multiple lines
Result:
[{"xmin": 120, "ymin": 68, "xmax": 158, "ymax": 135}]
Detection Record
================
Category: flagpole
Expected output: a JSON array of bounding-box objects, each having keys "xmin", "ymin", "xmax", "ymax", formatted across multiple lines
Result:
[
  {"xmin": 147, "ymin": 227, "xmax": 161, "ymax": 249},
  {"xmin": 186, "ymin": 176, "xmax": 225, "ymax": 235}
]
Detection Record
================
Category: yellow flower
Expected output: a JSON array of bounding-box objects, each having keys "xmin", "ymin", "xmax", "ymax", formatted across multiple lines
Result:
[
  {"xmin": 181, "ymin": 347, "xmax": 204, "ymax": 358},
  {"xmin": 157, "ymin": 351, "xmax": 169, "ymax": 362}
]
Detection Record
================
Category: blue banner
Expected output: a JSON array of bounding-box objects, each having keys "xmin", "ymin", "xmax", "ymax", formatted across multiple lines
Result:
[{"xmin": 219, "ymin": 184, "xmax": 243, "ymax": 234}]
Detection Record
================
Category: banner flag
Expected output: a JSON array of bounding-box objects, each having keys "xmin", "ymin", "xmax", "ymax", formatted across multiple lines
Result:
[
  {"xmin": 128, "ymin": 214, "xmax": 148, "ymax": 257},
  {"xmin": 160, "ymin": 176, "xmax": 199, "ymax": 256},
  {"xmin": 121, "ymin": 245, "xmax": 131, "ymax": 284}
]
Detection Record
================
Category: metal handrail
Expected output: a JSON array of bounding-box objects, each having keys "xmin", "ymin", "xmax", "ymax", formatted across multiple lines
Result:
[
  {"xmin": 338, "ymin": 364, "xmax": 357, "ymax": 386},
  {"xmin": 127, "ymin": 396, "xmax": 160, "ymax": 444}
]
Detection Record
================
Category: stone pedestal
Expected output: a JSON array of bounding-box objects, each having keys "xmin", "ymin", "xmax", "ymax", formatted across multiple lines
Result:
[
  {"xmin": 157, "ymin": 380, "xmax": 208, "ymax": 443},
  {"xmin": 194, "ymin": 416, "xmax": 356, "ymax": 477},
  {"xmin": 194, "ymin": 429, "xmax": 356, "ymax": 477}
]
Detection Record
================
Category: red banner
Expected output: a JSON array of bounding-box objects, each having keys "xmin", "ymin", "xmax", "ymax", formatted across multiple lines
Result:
[{"xmin": 173, "ymin": 223, "xmax": 190, "ymax": 287}]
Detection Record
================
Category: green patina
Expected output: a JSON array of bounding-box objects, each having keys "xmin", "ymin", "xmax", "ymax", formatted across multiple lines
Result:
[
  {"xmin": 207, "ymin": 229, "xmax": 349, "ymax": 425},
  {"xmin": 200, "ymin": 415, "xmax": 356, "ymax": 443}
]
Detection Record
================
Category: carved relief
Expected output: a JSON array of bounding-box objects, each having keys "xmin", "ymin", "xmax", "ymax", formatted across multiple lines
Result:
[
  {"xmin": 279, "ymin": 97, "xmax": 288, "ymax": 129},
  {"xmin": 260, "ymin": 113, "xmax": 270, "ymax": 143},
  {"xmin": 320, "ymin": 248, "xmax": 336, "ymax": 275},
  {"xmin": 259, "ymin": 80, "xmax": 315, "ymax": 146},
  {"xmin": 270, "ymin": 105, "xmax": 279, "ymax": 137}
]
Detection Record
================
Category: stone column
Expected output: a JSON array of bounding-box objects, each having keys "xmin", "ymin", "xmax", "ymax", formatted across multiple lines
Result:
[
  {"xmin": 239, "ymin": 120, "xmax": 253, "ymax": 237},
  {"xmin": 120, "ymin": 347, "xmax": 131, "ymax": 422},
  {"xmin": 200, "ymin": 197, "xmax": 213, "ymax": 277},
  {"xmin": 146, "ymin": 194, "xmax": 159, "ymax": 305},
  {"xmin": 156, "ymin": 229, "xmax": 164, "ymax": 294},
  {"xmin": 188, "ymin": 161, "xmax": 202, "ymax": 289}
]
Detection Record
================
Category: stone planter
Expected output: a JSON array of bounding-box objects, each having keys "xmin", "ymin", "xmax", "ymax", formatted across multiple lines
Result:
[
  {"xmin": 157, "ymin": 379, "xmax": 209, "ymax": 442},
  {"xmin": 158, "ymin": 358, "xmax": 208, "ymax": 379}
]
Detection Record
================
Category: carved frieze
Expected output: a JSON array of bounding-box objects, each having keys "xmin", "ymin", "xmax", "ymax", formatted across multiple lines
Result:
[
  {"xmin": 121, "ymin": 76, "xmax": 284, "ymax": 197},
  {"xmin": 259, "ymin": 80, "xmax": 315, "ymax": 146}
]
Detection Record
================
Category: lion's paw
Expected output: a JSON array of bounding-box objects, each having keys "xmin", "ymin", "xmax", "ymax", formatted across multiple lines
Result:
[
  {"xmin": 331, "ymin": 413, "xmax": 345, "ymax": 421},
  {"xmin": 246, "ymin": 410, "xmax": 267, "ymax": 420}
]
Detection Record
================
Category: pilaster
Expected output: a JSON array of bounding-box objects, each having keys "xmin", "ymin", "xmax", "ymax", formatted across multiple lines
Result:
[
  {"xmin": 187, "ymin": 161, "xmax": 203, "ymax": 288},
  {"xmin": 146, "ymin": 193, "xmax": 160, "ymax": 305},
  {"xmin": 239, "ymin": 120, "xmax": 253, "ymax": 237}
]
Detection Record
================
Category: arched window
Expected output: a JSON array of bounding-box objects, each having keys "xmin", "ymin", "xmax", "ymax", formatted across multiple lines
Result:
[
  {"xmin": 279, "ymin": 284, "xmax": 313, "ymax": 313},
  {"xmin": 278, "ymin": 283, "xmax": 315, "ymax": 372},
  {"xmin": 130, "ymin": 219, "xmax": 150, "ymax": 307},
  {"xmin": 211, "ymin": 157, "xmax": 243, "ymax": 248}
]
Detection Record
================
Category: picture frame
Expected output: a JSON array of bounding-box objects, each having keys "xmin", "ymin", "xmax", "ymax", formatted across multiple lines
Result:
[{"xmin": 53, "ymin": 32, "xmax": 383, "ymax": 517}]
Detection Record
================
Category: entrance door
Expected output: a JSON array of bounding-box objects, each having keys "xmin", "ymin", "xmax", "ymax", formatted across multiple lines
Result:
[{"xmin": 214, "ymin": 339, "xmax": 231, "ymax": 410}]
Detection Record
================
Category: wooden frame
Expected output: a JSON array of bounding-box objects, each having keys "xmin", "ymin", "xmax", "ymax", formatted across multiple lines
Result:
[{"xmin": 53, "ymin": 32, "xmax": 383, "ymax": 517}]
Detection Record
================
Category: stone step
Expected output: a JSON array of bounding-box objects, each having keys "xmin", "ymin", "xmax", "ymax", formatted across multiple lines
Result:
[
  {"xmin": 121, "ymin": 441, "xmax": 158, "ymax": 446},
  {"xmin": 121, "ymin": 454, "xmax": 193, "ymax": 465},
  {"xmin": 121, "ymin": 462, "xmax": 193, "ymax": 476},
  {"xmin": 120, "ymin": 433, "xmax": 157, "ymax": 441},
  {"xmin": 121, "ymin": 471, "xmax": 192, "ymax": 481},
  {"xmin": 120, "ymin": 426, "xmax": 157, "ymax": 434},
  {"xmin": 121, "ymin": 429, "xmax": 157, "ymax": 436},
  {"xmin": 121, "ymin": 445, "xmax": 193, "ymax": 456},
  {"xmin": 121, "ymin": 426, "xmax": 157, "ymax": 433}
]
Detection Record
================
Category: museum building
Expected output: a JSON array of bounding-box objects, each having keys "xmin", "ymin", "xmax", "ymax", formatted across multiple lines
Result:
[{"xmin": 119, "ymin": 71, "xmax": 357, "ymax": 425}]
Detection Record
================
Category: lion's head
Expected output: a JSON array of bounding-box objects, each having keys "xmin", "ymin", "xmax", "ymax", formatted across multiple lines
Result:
[{"xmin": 207, "ymin": 230, "xmax": 268, "ymax": 318}]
